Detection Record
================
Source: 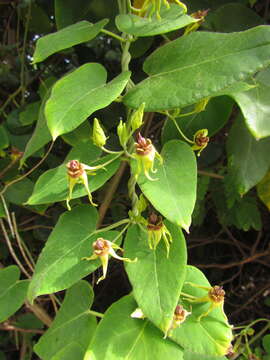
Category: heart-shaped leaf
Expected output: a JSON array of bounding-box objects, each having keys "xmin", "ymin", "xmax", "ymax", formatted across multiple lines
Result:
[
  {"xmin": 124, "ymin": 26, "xmax": 270, "ymax": 111},
  {"xmin": 124, "ymin": 222, "xmax": 187, "ymax": 333}
]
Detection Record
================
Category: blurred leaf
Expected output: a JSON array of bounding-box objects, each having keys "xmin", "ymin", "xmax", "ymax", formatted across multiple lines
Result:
[
  {"xmin": 62, "ymin": 121, "xmax": 92, "ymax": 146},
  {"xmin": 0, "ymin": 265, "xmax": 29, "ymax": 322},
  {"xmin": 20, "ymin": 88, "xmax": 52, "ymax": 165},
  {"xmin": 45, "ymin": 63, "xmax": 130, "ymax": 140},
  {"xmin": 24, "ymin": 3, "xmax": 51, "ymax": 34},
  {"xmin": 257, "ymin": 171, "xmax": 270, "ymax": 211},
  {"xmin": 34, "ymin": 281, "xmax": 96, "ymax": 360},
  {"xmin": 0, "ymin": 125, "xmax": 9, "ymax": 150},
  {"xmin": 208, "ymin": 3, "xmax": 264, "ymax": 32},
  {"xmin": 124, "ymin": 222, "xmax": 187, "ymax": 333},
  {"xmin": 263, "ymin": 334, "xmax": 270, "ymax": 354},
  {"xmin": 124, "ymin": 26, "xmax": 270, "ymax": 111},
  {"xmin": 116, "ymin": 4, "xmax": 196, "ymax": 37},
  {"xmin": 84, "ymin": 295, "xmax": 184, "ymax": 360},
  {"xmin": 136, "ymin": 140, "xmax": 197, "ymax": 231},
  {"xmin": 192, "ymin": 175, "xmax": 210, "ymax": 226},
  {"xmin": 55, "ymin": 0, "xmax": 93, "ymax": 29},
  {"xmin": 226, "ymin": 114, "xmax": 270, "ymax": 196},
  {"xmin": 33, "ymin": 20, "xmax": 108, "ymax": 64},
  {"xmin": 19, "ymin": 101, "xmax": 40, "ymax": 126},
  {"xmin": 5, "ymin": 177, "xmax": 34, "ymax": 205}
]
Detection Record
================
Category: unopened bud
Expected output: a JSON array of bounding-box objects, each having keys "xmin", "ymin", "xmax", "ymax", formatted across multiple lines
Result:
[
  {"xmin": 93, "ymin": 118, "xmax": 107, "ymax": 148},
  {"xmin": 117, "ymin": 120, "xmax": 129, "ymax": 148},
  {"xmin": 131, "ymin": 103, "xmax": 145, "ymax": 132}
]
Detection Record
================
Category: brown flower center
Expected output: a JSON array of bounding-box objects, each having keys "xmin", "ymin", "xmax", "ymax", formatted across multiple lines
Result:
[
  {"xmin": 92, "ymin": 238, "xmax": 110, "ymax": 256},
  {"xmin": 147, "ymin": 213, "xmax": 163, "ymax": 231},
  {"xmin": 135, "ymin": 133, "xmax": 153, "ymax": 156},
  {"xmin": 174, "ymin": 305, "xmax": 186, "ymax": 322},
  {"xmin": 208, "ymin": 286, "xmax": 225, "ymax": 303},
  {"xmin": 66, "ymin": 160, "xmax": 84, "ymax": 178},
  {"xmin": 195, "ymin": 134, "xmax": 209, "ymax": 147}
]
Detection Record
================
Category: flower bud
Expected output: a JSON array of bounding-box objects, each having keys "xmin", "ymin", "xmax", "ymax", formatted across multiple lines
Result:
[
  {"xmin": 117, "ymin": 120, "xmax": 129, "ymax": 148},
  {"xmin": 130, "ymin": 103, "xmax": 145, "ymax": 133},
  {"xmin": 93, "ymin": 118, "xmax": 107, "ymax": 148},
  {"xmin": 192, "ymin": 129, "xmax": 209, "ymax": 156}
]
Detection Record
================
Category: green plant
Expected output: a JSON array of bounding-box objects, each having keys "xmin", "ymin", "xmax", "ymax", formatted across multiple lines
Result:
[{"xmin": 0, "ymin": 0, "xmax": 270, "ymax": 359}]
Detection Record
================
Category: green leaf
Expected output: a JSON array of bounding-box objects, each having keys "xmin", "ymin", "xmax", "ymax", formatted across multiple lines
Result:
[
  {"xmin": 263, "ymin": 334, "xmax": 270, "ymax": 354},
  {"xmin": 34, "ymin": 280, "xmax": 96, "ymax": 360},
  {"xmin": 26, "ymin": 153, "xmax": 120, "ymax": 205},
  {"xmin": 226, "ymin": 114, "xmax": 270, "ymax": 196},
  {"xmin": 27, "ymin": 205, "xmax": 119, "ymax": 302},
  {"xmin": 124, "ymin": 223, "xmax": 187, "ymax": 333},
  {"xmin": 136, "ymin": 140, "xmax": 197, "ymax": 231},
  {"xmin": 123, "ymin": 26, "xmax": 270, "ymax": 111},
  {"xmin": 33, "ymin": 20, "xmax": 108, "ymax": 64},
  {"xmin": 62, "ymin": 121, "xmax": 92, "ymax": 146},
  {"xmin": 170, "ymin": 266, "xmax": 233, "ymax": 356},
  {"xmin": 0, "ymin": 125, "xmax": 9, "ymax": 150},
  {"xmin": 0, "ymin": 266, "xmax": 29, "ymax": 322},
  {"xmin": 19, "ymin": 101, "xmax": 40, "ymax": 126},
  {"xmin": 184, "ymin": 350, "xmax": 227, "ymax": 360},
  {"xmin": 230, "ymin": 67, "xmax": 270, "ymax": 139},
  {"xmin": 20, "ymin": 88, "xmax": 52, "ymax": 165},
  {"xmin": 55, "ymin": 0, "xmax": 92, "ymax": 29},
  {"xmin": 115, "ymin": 4, "xmax": 196, "ymax": 37},
  {"xmin": 45, "ymin": 63, "xmax": 130, "ymax": 140},
  {"xmin": 5, "ymin": 178, "xmax": 34, "ymax": 205},
  {"xmin": 208, "ymin": 3, "xmax": 264, "ymax": 33},
  {"xmin": 257, "ymin": 171, "xmax": 270, "ymax": 211},
  {"xmin": 84, "ymin": 295, "xmax": 184, "ymax": 360},
  {"xmin": 51, "ymin": 343, "xmax": 85, "ymax": 360},
  {"xmin": 162, "ymin": 96, "xmax": 234, "ymax": 144}
]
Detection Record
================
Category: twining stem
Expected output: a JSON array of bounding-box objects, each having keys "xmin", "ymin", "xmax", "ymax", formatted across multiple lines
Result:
[{"xmin": 128, "ymin": 174, "xmax": 139, "ymax": 217}]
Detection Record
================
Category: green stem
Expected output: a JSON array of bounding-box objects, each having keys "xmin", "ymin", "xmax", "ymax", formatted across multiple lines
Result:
[
  {"xmin": 112, "ymin": 223, "xmax": 130, "ymax": 243},
  {"xmin": 167, "ymin": 113, "xmax": 194, "ymax": 144},
  {"xmin": 101, "ymin": 29, "xmax": 126, "ymax": 43},
  {"xmin": 101, "ymin": 147, "xmax": 123, "ymax": 155},
  {"xmin": 94, "ymin": 218, "xmax": 130, "ymax": 234},
  {"xmin": 89, "ymin": 310, "xmax": 104, "ymax": 318}
]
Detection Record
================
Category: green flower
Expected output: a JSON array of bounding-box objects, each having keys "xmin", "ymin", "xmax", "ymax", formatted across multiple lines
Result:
[
  {"xmin": 192, "ymin": 129, "xmax": 209, "ymax": 156},
  {"xmin": 66, "ymin": 160, "xmax": 97, "ymax": 210},
  {"xmin": 147, "ymin": 213, "xmax": 172, "ymax": 257},
  {"xmin": 133, "ymin": 133, "xmax": 162, "ymax": 181},
  {"xmin": 82, "ymin": 238, "xmax": 137, "ymax": 284}
]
